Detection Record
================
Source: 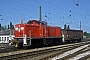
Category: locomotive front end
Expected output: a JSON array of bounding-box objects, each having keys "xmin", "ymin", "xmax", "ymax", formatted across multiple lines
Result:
[{"xmin": 9, "ymin": 23, "xmax": 31, "ymax": 48}]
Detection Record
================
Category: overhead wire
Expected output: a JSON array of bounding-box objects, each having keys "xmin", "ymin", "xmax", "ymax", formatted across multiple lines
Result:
[
  {"xmin": 70, "ymin": 0, "xmax": 90, "ymax": 30},
  {"xmin": 35, "ymin": 0, "xmax": 90, "ymax": 24},
  {"xmin": 5, "ymin": 0, "xmax": 89, "ymax": 21},
  {"xmin": 35, "ymin": 0, "xmax": 80, "ymax": 24},
  {"xmin": 0, "ymin": 0, "xmax": 90, "ymax": 31},
  {"xmin": 0, "ymin": 0, "xmax": 39, "ymax": 22},
  {"xmin": 39, "ymin": 0, "xmax": 87, "ymax": 15},
  {"xmin": 77, "ymin": 0, "xmax": 90, "ymax": 20},
  {"xmin": 71, "ymin": 0, "xmax": 90, "ymax": 18},
  {"xmin": 41, "ymin": 0, "xmax": 71, "ymax": 12}
]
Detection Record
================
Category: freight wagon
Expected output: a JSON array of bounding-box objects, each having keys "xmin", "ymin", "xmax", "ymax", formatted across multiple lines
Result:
[{"xmin": 61, "ymin": 25, "xmax": 83, "ymax": 43}]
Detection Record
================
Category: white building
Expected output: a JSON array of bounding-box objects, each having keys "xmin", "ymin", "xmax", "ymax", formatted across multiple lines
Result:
[{"xmin": 0, "ymin": 30, "xmax": 14, "ymax": 43}]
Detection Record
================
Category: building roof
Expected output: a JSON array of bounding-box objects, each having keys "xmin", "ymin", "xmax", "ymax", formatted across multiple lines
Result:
[{"xmin": 0, "ymin": 30, "xmax": 14, "ymax": 35}]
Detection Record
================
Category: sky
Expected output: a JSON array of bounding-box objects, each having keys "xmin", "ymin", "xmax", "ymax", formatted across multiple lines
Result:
[{"xmin": 0, "ymin": 0, "xmax": 90, "ymax": 33}]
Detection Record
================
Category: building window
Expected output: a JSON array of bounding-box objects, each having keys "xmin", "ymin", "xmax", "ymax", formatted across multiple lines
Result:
[
  {"xmin": 4, "ymin": 37, "xmax": 6, "ymax": 41},
  {"xmin": 5, "ymin": 37, "xmax": 6, "ymax": 40},
  {"xmin": 2, "ymin": 37, "xmax": 3, "ymax": 41},
  {"xmin": 7, "ymin": 37, "xmax": 9, "ymax": 41}
]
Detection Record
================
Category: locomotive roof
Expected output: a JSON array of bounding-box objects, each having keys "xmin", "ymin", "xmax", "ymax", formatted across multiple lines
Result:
[
  {"xmin": 27, "ymin": 20, "xmax": 47, "ymax": 25},
  {"xmin": 27, "ymin": 20, "xmax": 43, "ymax": 23},
  {"xmin": 61, "ymin": 29, "xmax": 83, "ymax": 31}
]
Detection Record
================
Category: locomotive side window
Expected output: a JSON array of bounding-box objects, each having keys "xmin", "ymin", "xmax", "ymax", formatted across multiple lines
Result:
[
  {"xmin": 36, "ymin": 21, "xmax": 40, "ymax": 25},
  {"xmin": 36, "ymin": 21, "xmax": 44, "ymax": 25},
  {"xmin": 27, "ymin": 20, "xmax": 44, "ymax": 25},
  {"xmin": 27, "ymin": 21, "xmax": 33, "ymax": 24}
]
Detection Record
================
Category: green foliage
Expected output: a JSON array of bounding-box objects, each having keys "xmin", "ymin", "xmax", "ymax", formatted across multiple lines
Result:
[
  {"xmin": 8, "ymin": 24, "xmax": 9, "ymax": 29},
  {"xmin": 4, "ymin": 25, "xmax": 7, "ymax": 30},
  {"xmin": 0, "ymin": 24, "xmax": 6, "ymax": 30},
  {"xmin": 83, "ymin": 32, "xmax": 90, "ymax": 38},
  {"xmin": 0, "ymin": 23, "xmax": 1, "ymax": 31},
  {"xmin": 10, "ymin": 22, "xmax": 14, "ymax": 30},
  {"xmin": 9, "ymin": 22, "xmax": 14, "ymax": 30},
  {"xmin": 0, "ymin": 22, "xmax": 14, "ymax": 31},
  {"xmin": 10, "ymin": 22, "xmax": 12, "ymax": 29}
]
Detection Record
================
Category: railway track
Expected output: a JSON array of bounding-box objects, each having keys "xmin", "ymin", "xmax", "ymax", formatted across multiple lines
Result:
[
  {"xmin": 0, "ymin": 38, "xmax": 89, "ymax": 53},
  {"xmin": 0, "ymin": 40, "xmax": 90, "ymax": 60},
  {"xmin": 68, "ymin": 47, "xmax": 90, "ymax": 60},
  {"xmin": 52, "ymin": 44, "xmax": 90, "ymax": 60},
  {"xmin": 0, "ymin": 43, "xmax": 20, "ymax": 53}
]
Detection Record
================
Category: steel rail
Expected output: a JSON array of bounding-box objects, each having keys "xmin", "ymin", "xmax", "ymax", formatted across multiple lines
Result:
[{"xmin": 0, "ymin": 41, "xmax": 90, "ymax": 60}]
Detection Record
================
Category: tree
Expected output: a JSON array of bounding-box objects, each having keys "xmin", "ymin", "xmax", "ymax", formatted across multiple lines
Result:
[
  {"xmin": 1, "ymin": 26, "xmax": 5, "ymax": 30},
  {"xmin": 83, "ymin": 32, "xmax": 90, "ymax": 38},
  {"xmin": 0, "ymin": 23, "xmax": 1, "ymax": 31},
  {"xmin": 9, "ymin": 22, "xmax": 14, "ymax": 30},
  {"xmin": 10, "ymin": 22, "xmax": 12, "ymax": 29},
  {"xmin": 4, "ymin": 25, "xmax": 7, "ymax": 30},
  {"xmin": 12, "ymin": 25, "xmax": 14, "ymax": 29},
  {"xmin": 0, "ymin": 22, "xmax": 14, "ymax": 31},
  {"xmin": 8, "ymin": 24, "xmax": 9, "ymax": 29}
]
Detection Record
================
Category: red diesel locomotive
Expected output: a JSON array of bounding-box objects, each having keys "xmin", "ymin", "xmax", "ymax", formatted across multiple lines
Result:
[{"xmin": 10, "ymin": 20, "xmax": 62, "ymax": 48}]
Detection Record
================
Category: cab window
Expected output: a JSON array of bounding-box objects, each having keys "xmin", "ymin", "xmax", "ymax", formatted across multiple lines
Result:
[{"xmin": 27, "ymin": 21, "xmax": 33, "ymax": 24}]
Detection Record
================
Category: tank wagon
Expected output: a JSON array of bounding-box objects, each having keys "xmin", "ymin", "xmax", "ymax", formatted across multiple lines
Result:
[{"xmin": 10, "ymin": 20, "xmax": 62, "ymax": 48}]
